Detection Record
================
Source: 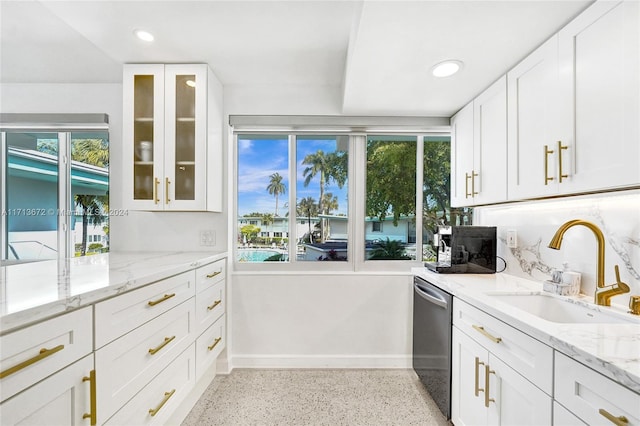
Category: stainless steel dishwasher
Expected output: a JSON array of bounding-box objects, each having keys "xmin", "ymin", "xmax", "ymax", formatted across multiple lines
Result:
[{"xmin": 412, "ymin": 275, "xmax": 452, "ymax": 420}]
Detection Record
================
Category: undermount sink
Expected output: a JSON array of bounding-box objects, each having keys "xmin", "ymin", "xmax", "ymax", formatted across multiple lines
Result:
[{"xmin": 487, "ymin": 293, "xmax": 639, "ymax": 324}]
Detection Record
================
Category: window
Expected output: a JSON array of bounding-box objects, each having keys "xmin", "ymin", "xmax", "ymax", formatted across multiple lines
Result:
[
  {"xmin": 2, "ymin": 123, "xmax": 109, "ymax": 262},
  {"xmin": 232, "ymin": 118, "xmax": 459, "ymax": 269}
]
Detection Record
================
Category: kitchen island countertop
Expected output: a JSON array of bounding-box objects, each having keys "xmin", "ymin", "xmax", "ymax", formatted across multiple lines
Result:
[
  {"xmin": 0, "ymin": 251, "xmax": 227, "ymax": 333},
  {"xmin": 412, "ymin": 267, "xmax": 640, "ymax": 394}
]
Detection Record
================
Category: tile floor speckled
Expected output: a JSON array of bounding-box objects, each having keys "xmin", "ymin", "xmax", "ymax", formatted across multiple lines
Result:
[{"xmin": 181, "ymin": 369, "xmax": 451, "ymax": 426}]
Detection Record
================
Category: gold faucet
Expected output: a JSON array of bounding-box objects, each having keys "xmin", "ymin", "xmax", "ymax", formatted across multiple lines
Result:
[{"xmin": 548, "ymin": 219, "xmax": 629, "ymax": 306}]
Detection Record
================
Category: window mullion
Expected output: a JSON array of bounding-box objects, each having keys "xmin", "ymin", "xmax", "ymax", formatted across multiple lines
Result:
[
  {"xmin": 58, "ymin": 132, "xmax": 71, "ymax": 259},
  {"xmin": 288, "ymin": 134, "xmax": 297, "ymax": 262},
  {"xmin": 0, "ymin": 132, "xmax": 6, "ymax": 260},
  {"xmin": 416, "ymin": 135, "xmax": 425, "ymax": 262}
]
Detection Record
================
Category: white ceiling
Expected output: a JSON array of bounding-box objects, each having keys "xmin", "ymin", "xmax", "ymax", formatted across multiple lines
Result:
[{"xmin": 0, "ymin": 0, "xmax": 592, "ymax": 116}]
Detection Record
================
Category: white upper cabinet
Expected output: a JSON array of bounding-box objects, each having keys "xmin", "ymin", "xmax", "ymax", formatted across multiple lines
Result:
[
  {"xmin": 123, "ymin": 64, "xmax": 223, "ymax": 211},
  {"xmin": 557, "ymin": 0, "xmax": 639, "ymax": 193},
  {"xmin": 451, "ymin": 76, "xmax": 507, "ymax": 207},
  {"xmin": 507, "ymin": 0, "xmax": 639, "ymax": 201}
]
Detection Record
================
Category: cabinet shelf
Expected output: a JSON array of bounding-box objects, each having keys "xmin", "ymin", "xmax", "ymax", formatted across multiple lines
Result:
[
  {"xmin": 134, "ymin": 117, "xmax": 154, "ymax": 123},
  {"xmin": 134, "ymin": 161, "xmax": 154, "ymax": 166},
  {"xmin": 176, "ymin": 117, "xmax": 196, "ymax": 123}
]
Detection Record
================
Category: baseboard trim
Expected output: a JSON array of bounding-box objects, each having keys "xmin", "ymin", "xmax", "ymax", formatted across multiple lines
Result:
[{"xmin": 231, "ymin": 354, "xmax": 412, "ymax": 369}]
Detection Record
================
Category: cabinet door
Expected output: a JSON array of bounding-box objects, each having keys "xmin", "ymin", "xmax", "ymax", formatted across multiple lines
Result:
[
  {"xmin": 473, "ymin": 76, "xmax": 507, "ymax": 205},
  {"xmin": 452, "ymin": 327, "xmax": 489, "ymax": 426},
  {"xmin": 0, "ymin": 355, "xmax": 94, "ymax": 426},
  {"xmin": 553, "ymin": 401, "xmax": 587, "ymax": 426},
  {"xmin": 486, "ymin": 354, "xmax": 552, "ymax": 426},
  {"xmin": 123, "ymin": 64, "xmax": 166, "ymax": 210},
  {"xmin": 450, "ymin": 102, "xmax": 474, "ymax": 207},
  {"xmin": 558, "ymin": 0, "xmax": 640, "ymax": 193},
  {"xmin": 164, "ymin": 64, "xmax": 208, "ymax": 210},
  {"xmin": 507, "ymin": 35, "xmax": 561, "ymax": 200}
]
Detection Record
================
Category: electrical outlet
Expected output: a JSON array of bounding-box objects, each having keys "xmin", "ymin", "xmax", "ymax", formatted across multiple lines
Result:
[
  {"xmin": 506, "ymin": 230, "xmax": 517, "ymax": 248},
  {"xmin": 200, "ymin": 230, "xmax": 216, "ymax": 246}
]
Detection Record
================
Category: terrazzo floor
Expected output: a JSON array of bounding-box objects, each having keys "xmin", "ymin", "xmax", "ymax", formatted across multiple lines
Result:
[{"xmin": 181, "ymin": 369, "xmax": 451, "ymax": 426}]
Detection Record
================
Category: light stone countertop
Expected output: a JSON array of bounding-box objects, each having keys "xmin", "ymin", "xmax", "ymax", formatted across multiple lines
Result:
[
  {"xmin": 0, "ymin": 251, "xmax": 227, "ymax": 334},
  {"xmin": 412, "ymin": 267, "xmax": 640, "ymax": 395}
]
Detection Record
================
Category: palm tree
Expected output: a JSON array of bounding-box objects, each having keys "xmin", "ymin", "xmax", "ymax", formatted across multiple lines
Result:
[
  {"xmin": 302, "ymin": 151, "xmax": 328, "ymax": 215},
  {"xmin": 266, "ymin": 172, "xmax": 286, "ymax": 216},
  {"xmin": 297, "ymin": 197, "xmax": 318, "ymax": 243},
  {"xmin": 321, "ymin": 193, "xmax": 339, "ymax": 215},
  {"xmin": 74, "ymin": 194, "xmax": 107, "ymax": 256}
]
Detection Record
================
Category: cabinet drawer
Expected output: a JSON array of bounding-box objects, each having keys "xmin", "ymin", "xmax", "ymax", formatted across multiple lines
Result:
[
  {"xmin": 95, "ymin": 270, "xmax": 195, "ymax": 348},
  {"xmin": 554, "ymin": 401, "xmax": 587, "ymax": 426},
  {"xmin": 195, "ymin": 259, "xmax": 225, "ymax": 292},
  {"xmin": 0, "ymin": 307, "xmax": 92, "ymax": 402},
  {"xmin": 453, "ymin": 298, "xmax": 553, "ymax": 394},
  {"xmin": 195, "ymin": 314, "xmax": 226, "ymax": 379},
  {"xmin": 195, "ymin": 279, "xmax": 225, "ymax": 333},
  {"xmin": 105, "ymin": 345, "xmax": 196, "ymax": 426},
  {"xmin": 95, "ymin": 299, "xmax": 194, "ymax": 424},
  {"xmin": 555, "ymin": 352, "xmax": 640, "ymax": 425},
  {"xmin": 0, "ymin": 354, "xmax": 94, "ymax": 426}
]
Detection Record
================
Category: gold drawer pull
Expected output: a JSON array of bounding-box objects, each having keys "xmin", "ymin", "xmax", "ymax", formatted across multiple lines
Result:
[
  {"xmin": 147, "ymin": 293, "xmax": 176, "ymax": 306},
  {"xmin": 474, "ymin": 357, "xmax": 485, "ymax": 397},
  {"xmin": 148, "ymin": 389, "xmax": 176, "ymax": 417},
  {"xmin": 544, "ymin": 145, "xmax": 555, "ymax": 185},
  {"xmin": 465, "ymin": 172, "xmax": 472, "ymax": 198},
  {"xmin": 0, "ymin": 344, "xmax": 65, "ymax": 379},
  {"xmin": 557, "ymin": 140, "xmax": 569, "ymax": 183},
  {"xmin": 599, "ymin": 409, "xmax": 629, "ymax": 426},
  {"xmin": 484, "ymin": 365, "xmax": 496, "ymax": 407},
  {"xmin": 472, "ymin": 325, "xmax": 502, "ymax": 344},
  {"xmin": 148, "ymin": 336, "xmax": 175, "ymax": 355},
  {"xmin": 206, "ymin": 270, "xmax": 222, "ymax": 278},
  {"xmin": 82, "ymin": 370, "xmax": 97, "ymax": 425},
  {"xmin": 208, "ymin": 337, "xmax": 222, "ymax": 351},
  {"xmin": 165, "ymin": 177, "xmax": 171, "ymax": 204},
  {"xmin": 207, "ymin": 300, "xmax": 222, "ymax": 311},
  {"xmin": 153, "ymin": 177, "xmax": 160, "ymax": 204}
]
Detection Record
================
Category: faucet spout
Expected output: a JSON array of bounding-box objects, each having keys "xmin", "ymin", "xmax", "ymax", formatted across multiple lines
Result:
[{"xmin": 547, "ymin": 219, "xmax": 605, "ymax": 288}]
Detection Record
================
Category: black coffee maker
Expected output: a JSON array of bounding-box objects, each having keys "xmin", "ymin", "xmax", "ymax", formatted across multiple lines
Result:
[{"xmin": 426, "ymin": 226, "xmax": 497, "ymax": 273}]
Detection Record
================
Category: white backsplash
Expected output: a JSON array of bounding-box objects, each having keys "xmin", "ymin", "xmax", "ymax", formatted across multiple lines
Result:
[{"xmin": 474, "ymin": 189, "xmax": 640, "ymax": 308}]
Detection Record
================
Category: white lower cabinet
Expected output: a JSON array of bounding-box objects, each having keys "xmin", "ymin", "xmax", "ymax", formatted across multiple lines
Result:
[
  {"xmin": 452, "ymin": 326, "xmax": 552, "ymax": 426},
  {"xmin": 105, "ymin": 345, "xmax": 196, "ymax": 426},
  {"xmin": 195, "ymin": 314, "xmax": 226, "ymax": 378},
  {"xmin": 0, "ymin": 354, "xmax": 95, "ymax": 426},
  {"xmin": 553, "ymin": 402, "xmax": 587, "ymax": 426},
  {"xmin": 554, "ymin": 352, "xmax": 640, "ymax": 425}
]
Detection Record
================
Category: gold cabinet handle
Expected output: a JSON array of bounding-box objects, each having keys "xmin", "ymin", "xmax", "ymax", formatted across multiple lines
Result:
[
  {"xmin": 148, "ymin": 389, "xmax": 176, "ymax": 417},
  {"xmin": 474, "ymin": 357, "xmax": 485, "ymax": 397},
  {"xmin": 206, "ymin": 270, "xmax": 222, "ymax": 279},
  {"xmin": 472, "ymin": 325, "xmax": 502, "ymax": 344},
  {"xmin": 148, "ymin": 336, "xmax": 175, "ymax": 355},
  {"xmin": 208, "ymin": 337, "xmax": 222, "ymax": 351},
  {"xmin": 599, "ymin": 409, "xmax": 629, "ymax": 426},
  {"xmin": 207, "ymin": 300, "xmax": 222, "ymax": 311},
  {"xmin": 465, "ymin": 172, "xmax": 472, "ymax": 198},
  {"xmin": 544, "ymin": 145, "xmax": 555, "ymax": 185},
  {"xmin": 557, "ymin": 140, "xmax": 569, "ymax": 183},
  {"xmin": 165, "ymin": 177, "xmax": 170, "ymax": 204},
  {"xmin": 147, "ymin": 293, "xmax": 176, "ymax": 307},
  {"xmin": 471, "ymin": 170, "xmax": 479, "ymax": 196},
  {"xmin": 153, "ymin": 177, "xmax": 160, "ymax": 204},
  {"xmin": 82, "ymin": 370, "xmax": 97, "ymax": 425},
  {"xmin": 0, "ymin": 344, "xmax": 64, "ymax": 379},
  {"xmin": 484, "ymin": 365, "xmax": 496, "ymax": 407}
]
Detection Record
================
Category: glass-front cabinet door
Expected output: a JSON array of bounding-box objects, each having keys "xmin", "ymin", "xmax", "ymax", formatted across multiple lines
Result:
[
  {"xmin": 164, "ymin": 65, "xmax": 207, "ymax": 210},
  {"xmin": 123, "ymin": 64, "xmax": 165, "ymax": 210}
]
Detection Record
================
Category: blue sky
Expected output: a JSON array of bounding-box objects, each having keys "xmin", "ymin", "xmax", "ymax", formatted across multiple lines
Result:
[{"xmin": 237, "ymin": 136, "xmax": 348, "ymax": 217}]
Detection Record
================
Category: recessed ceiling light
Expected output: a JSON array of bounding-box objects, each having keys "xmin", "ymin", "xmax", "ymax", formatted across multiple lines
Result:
[
  {"xmin": 185, "ymin": 80, "xmax": 196, "ymax": 88},
  {"xmin": 134, "ymin": 29, "xmax": 154, "ymax": 42},
  {"xmin": 431, "ymin": 60, "xmax": 463, "ymax": 78}
]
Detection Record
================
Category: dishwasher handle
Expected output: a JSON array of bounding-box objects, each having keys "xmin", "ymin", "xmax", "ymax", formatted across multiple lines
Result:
[{"xmin": 414, "ymin": 281, "xmax": 449, "ymax": 309}]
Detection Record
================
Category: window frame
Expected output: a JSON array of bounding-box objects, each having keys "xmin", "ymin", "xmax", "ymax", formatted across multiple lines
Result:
[{"xmin": 231, "ymin": 121, "xmax": 449, "ymax": 272}]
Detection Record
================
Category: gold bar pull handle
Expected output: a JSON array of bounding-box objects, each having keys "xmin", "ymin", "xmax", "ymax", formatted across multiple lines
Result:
[
  {"xmin": 153, "ymin": 177, "xmax": 160, "ymax": 204},
  {"xmin": 148, "ymin": 389, "xmax": 176, "ymax": 417},
  {"xmin": 599, "ymin": 409, "xmax": 629, "ymax": 426},
  {"xmin": 0, "ymin": 344, "xmax": 65, "ymax": 379},
  {"xmin": 544, "ymin": 145, "xmax": 555, "ymax": 185},
  {"xmin": 557, "ymin": 140, "xmax": 569, "ymax": 183},
  {"xmin": 165, "ymin": 177, "xmax": 171, "ymax": 204},
  {"xmin": 147, "ymin": 293, "xmax": 176, "ymax": 307},
  {"xmin": 474, "ymin": 357, "xmax": 485, "ymax": 397},
  {"xmin": 465, "ymin": 172, "xmax": 472, "ymax": 198},
  {"xmin": 208, "ymin": 337, "xmax": 222, "ymax": 351},
  {"xmin": 82, "ymin": 370, "xmax": 97, "ymax": 425},
  {"xmin": 207, "ymin": 300, "xmax": 222, "ymax": 311},
  {"xmin": 472, "ymin": 325, "xmax": 502, "ymax": 344},
  {"xmin": 471, "ymin": 170, "xmax": 479, "ymax": 196},
  {"xmin": 148, "ymin": 336, "xmax": 176, "ymax": 355},
  {"xmin": 206, "ymin": 270, "xmax": 222, "ymax": 279},
  {"xmin": 484, "ymin": 365, "xmax": 496, "ymax": 408}
]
